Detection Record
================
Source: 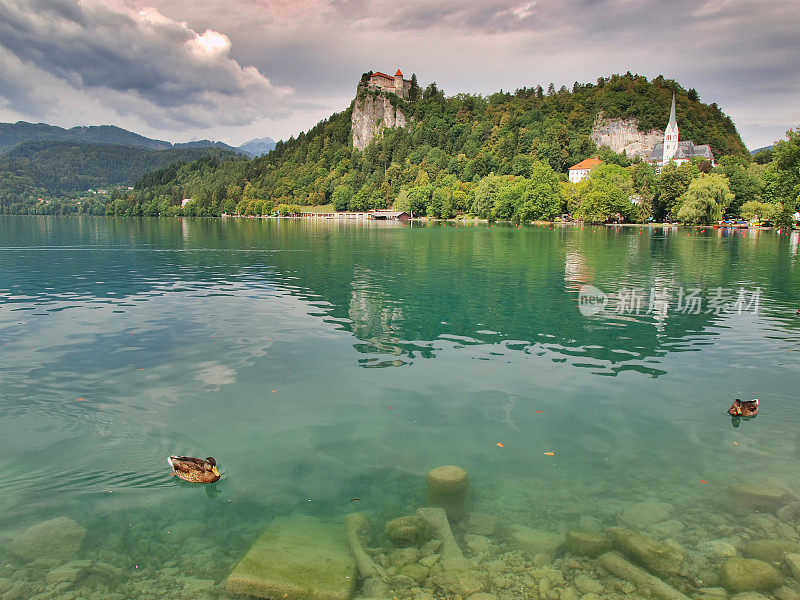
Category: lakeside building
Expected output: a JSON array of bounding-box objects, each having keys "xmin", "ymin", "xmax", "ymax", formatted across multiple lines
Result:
[
  {"xmin": 568, "ymin": 156, "xmax": 602, "ymax": 183},
  {"xmin": 367, "ymin": 70, "xmax": 411, "ymax": 99},
  {"xmin": 649, "ymin": 94, "xmax": 714, "ymax": 168},
  {"xmin": 368, "ymin": 210, "xmax": 410, "ymax": 221}
]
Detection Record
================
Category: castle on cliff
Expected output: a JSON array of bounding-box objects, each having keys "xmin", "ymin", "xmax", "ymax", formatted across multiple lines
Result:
[
  {"xmin": 366, "ymin": 69, "xmax": 411, "ymax": 99},
  {"xmin": 649, "ymin": 94, "xmax": 714, "ymax": 167}
]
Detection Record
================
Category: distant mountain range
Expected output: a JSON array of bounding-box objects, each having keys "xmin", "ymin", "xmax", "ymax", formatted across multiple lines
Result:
[
  {"xmin": 0, "ymin": 121, "xmax": 277, "ymax": 157},
  {"xmin": 0, "ymin": 121, "xmax": 282, "ymax": 203},
  {"xmin": 750, "ymin": 145, "xmax": 773, "ymax": 155},
  {"xmin": 238, "ymin": 137, "xmax": 277, "ymax": 156}
]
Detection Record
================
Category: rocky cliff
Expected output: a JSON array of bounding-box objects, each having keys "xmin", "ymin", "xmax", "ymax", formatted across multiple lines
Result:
[
  {"xmin": 591, "ymin": 116, "xmax": 662, "ymax": 160},
  {"xmin": 351, "ymin": 91, "xmax": 407, "ymax": 151}
]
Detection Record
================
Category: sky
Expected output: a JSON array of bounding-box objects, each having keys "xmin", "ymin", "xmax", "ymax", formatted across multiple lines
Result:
[{"xmin": 0, "ymin": 0, "xmax": 798, "ymax": 150}]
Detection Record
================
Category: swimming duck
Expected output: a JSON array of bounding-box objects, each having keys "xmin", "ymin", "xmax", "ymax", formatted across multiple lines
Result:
[
  {"xmin": 727, "ymin": 398, "xmax": 759, "ymax": 417},
  {"xmin": 167, "ymin": 455, "xmax": 220, "ymax": 483}
]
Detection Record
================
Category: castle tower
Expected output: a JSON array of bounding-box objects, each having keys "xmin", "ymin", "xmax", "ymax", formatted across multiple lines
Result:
[
  {"xmin": 394, "ymin": 69, "xmax": 404, "ymax": 95},
  {"xmin": 662, "ymin": 93, "xmax": 679, "ymax": 164}
]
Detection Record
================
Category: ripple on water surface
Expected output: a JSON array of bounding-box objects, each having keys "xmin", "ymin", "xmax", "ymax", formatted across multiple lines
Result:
[{"xmin": 1, "ymin": 217, "xmax": 799, "ymax": 599}]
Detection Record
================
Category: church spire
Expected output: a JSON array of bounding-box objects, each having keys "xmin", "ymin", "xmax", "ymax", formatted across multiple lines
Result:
[
  {"xmin": 662, "ymin": 92, "xmax": 679, "ymax": 164},
  {"xmin": 667, "ymin": 93, "xmax": 677, "ymax": 131}
]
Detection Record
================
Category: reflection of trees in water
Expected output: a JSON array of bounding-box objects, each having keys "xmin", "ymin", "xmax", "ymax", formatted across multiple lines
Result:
[{"xmin": 3, "ymin": 217, "xmax": 798, "ymax": 375}]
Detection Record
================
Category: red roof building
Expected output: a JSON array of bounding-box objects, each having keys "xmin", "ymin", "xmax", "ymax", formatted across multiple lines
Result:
[{"xmin": 568, "ymin": 156, "xmax": 602, "ymax": 183}]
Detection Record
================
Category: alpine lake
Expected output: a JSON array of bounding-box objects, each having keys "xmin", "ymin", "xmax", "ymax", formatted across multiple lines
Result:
[{"xmin": 1, "ymin": 215, "xmax": 799, "ymax": 600}]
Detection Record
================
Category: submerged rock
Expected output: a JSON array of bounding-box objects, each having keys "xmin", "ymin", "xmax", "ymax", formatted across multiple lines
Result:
[
  {"xmin": 785, "ymin": 553, "xmax": 800, "ymax": 579},
  {"xmin": 463, "ymin": 533, "xmax": 492, "ymax": 554},
  {"xmin": 777, "ymin": 501, "xmax": 800, "ymax": 524},
  {"xmin": 427, "ymin": 465, "xmax": 469, "ymax": 496},
  {"xmin": 719, "ymin": 557, "xmax": 783, "ymax": 593},
  {"xmin": 2, "ymin": 581, "xmax": 33, "ymax": 600},
  {"xmin": 46, "ymin": 559, "xmax": 92, "ymax": 585},
  {"xmin": 606, "ymin": 526, "xmax": 685, "ymax": 577},
  {"xmin": 466, "ymin": 594, "xmax": 497, "ymax": 600},
  {"xmin": 563, "ymin": 529, "xmax": 611, "ymax": 557},
  {"xmin": 774, "ymin": 586, "xmax": 800, "ymax": 600},
  {"xmin": 743, "ymin": 539, "xmax": 800, "ymax": 563},
  {"xmin": 386, "ymin": 515, "xmax": 428, "ymax": 548},
  {"xmin": 698, "ymin": 539, "xmax": 738, "ymax": 560},
  {"xmin": 619, "ymin": 501, "xmax": 674, "ymax": 529},
  {"xmin": 10, "ymin": 517, "xmax": 86, "ymax": 561},
  {"xmin": 598, "ymin": 551, "xmax": 691, "ymax": 600},
  {"xmin": 225, "ymin": 514, "xmax": 355, "ymax": 600},
  {"xmin": 427, "ymin": 465, "xmax": 469, "ymax": 521},
  {"xmin": 509, "ymin": 525, "xmax": 564, "ymax": 559},
  {"xmin": 574, "ymin": 573, "xmax": 603, "ymax": 595},
  {"xmin": 429, "ymin": 568, "xmax": 486, "ymax": 595},
  {"xmin": 461, "ymin": 513, "xmax": 499, "ymax": 537},
  {"xmin": 727, "ymin": 481, "xmax": 787, "ymax": 513}
]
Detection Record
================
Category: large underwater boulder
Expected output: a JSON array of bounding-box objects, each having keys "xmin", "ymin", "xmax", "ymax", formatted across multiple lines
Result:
[
  {"xmin": 10, "ymin": 517, "xmax": 86, "ymax": 562},
  {"xmin": 619, "ymin": 501, "xmax": 674, "ymax": 529},
  {"xmin": 509, "ymin": 525, "xmax": 564, "ymax": 559},
  {"xmin": 385, "ymin": 515, "xmax": 428, "ymax": 548},
  {"xmin": 564, "ymin": 528, "xmax": 612, "ymax": 557},
  {"xmin": 727, "ymin": 481, "xmax": 787, "ymax": 513},
  {"xmin": 607, "ymin": 526, "xmax": 685, "ymax": 577},
  {"xmin": 743, "ymin": 539, "xmax": 800, "ymax": 563},
  {"xmin": 226, "ymin": 514, "xmax": 355, "ymax": 600},
  {"xmin": 719, "ymin": 557, "xmax": 783, "ymax": 593}
]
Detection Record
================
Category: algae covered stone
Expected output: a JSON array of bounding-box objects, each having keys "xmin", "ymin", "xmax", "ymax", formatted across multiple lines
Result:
[
  {"xmin": 719, "ymin": 557, "xmax": 783, "ymax": 593},
  {"xmin": 698, "ymin": 539, "xmax": 738, "ymax": 560},
  {"xmin": 727, "ymin": 481, "xmax": 787, "ymax": 513},
  {"xmin": 427, "ymin": 465, "xmax": 468, "ymax": 496},
  {"xmin": 11, "ymin": 517, "xmax": 86, "ymax": 561},
  {"xmin": 564, "ymin": 528, "xmax": 612, "ymax": 557},
  {"xmin": 429, "ymin": 568, "xmax": 486, "ymax": 595},
  {"xmin": 386, "ymin": 515, "xmax": 428, "ymax": 548},
  {"xmin": 607, "ymin": 526, "xmax": 684, "ymax": 577},
  {"xmin": 743, "ymin": 539, "xmax": 800, "ymax": 563},
  {"xmin": 509, "ymin": 525, "xmax": 564, "ymax": 559},
  {"xmin": 619, "ymin": 501, "xmax": 674, "ymax": 529},
  {"xmin": 427, "ymin": 465, "xmax": 469, "ymax": 521},
  {"xmin": 226, "ymin": 514, "xmax": 355, "ymax": 600},
  {"xmin": 784, "ymin": 553, "xmax": 800, "ymax": 579}
]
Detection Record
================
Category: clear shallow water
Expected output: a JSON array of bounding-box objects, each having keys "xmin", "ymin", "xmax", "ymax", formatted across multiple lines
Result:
[{"xmin": 1, "ymin": 216, "xmax": 799, "ymax": 599}]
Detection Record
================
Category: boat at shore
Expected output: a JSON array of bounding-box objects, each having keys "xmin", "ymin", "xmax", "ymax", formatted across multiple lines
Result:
[{"xmin": 713, "ymin": 220, "xmax": 749, "ymax": 229}]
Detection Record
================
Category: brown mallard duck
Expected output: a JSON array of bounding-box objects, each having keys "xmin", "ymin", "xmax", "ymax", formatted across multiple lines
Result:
[
  {"xmin": 167, "ymin": 455, "xmax": 220, "ymax": 483},
  {"xmin": 727, "ymin": 398, "xmax": 759, "ymax": 417}
]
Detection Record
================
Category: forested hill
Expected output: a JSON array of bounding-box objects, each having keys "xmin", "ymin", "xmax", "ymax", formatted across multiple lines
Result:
[
  {"xmin": 0, "ymin": 142, "xmax": 242, "ymax": 197},
  {"xmin": 124, "ymin": 73, "xmax": 747, "ymax": 215},
  {"xmin": 0, "ymin": 121, "xmax": 247, "ymax": 154}
]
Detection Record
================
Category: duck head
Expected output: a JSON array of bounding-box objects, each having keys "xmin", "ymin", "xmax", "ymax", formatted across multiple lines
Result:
[{"xmin": 205, "ymin": 457, "xmax": 220, "ymax": 477}]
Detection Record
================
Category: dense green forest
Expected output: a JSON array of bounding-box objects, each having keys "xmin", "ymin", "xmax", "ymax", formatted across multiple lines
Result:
[
  {"xmin": 0, "ymin": 142, "xmax": 243, "ymax": 209},
  {"xmin": 2, "ymin": 73, "xmax": 798, "ymax": 225}
]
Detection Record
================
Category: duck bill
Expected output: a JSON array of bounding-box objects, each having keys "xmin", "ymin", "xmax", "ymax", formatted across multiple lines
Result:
[{"xmin": 211, "ymin": 466, "xmax": 220, "ymax": 477}]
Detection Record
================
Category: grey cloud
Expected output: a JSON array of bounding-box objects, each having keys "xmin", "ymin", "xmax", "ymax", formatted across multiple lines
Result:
[
  {"xmin": 0, "ymin": 0, "xmax": 292, "ymax": 128},
  {"xmin": 0, "ymin": 0, "xmax": 796, "ymax": 148}
]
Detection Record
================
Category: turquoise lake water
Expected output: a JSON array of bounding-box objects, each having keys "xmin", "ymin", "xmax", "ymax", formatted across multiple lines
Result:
[{"xmin": 1, "ymin": 216, "xmax": 799, "ymax": 599}]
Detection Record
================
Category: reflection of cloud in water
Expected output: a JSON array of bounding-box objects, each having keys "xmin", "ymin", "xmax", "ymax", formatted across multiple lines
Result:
[{"xmin": 195, "ymin": 361, "xmax": 236, "ymax": 387}]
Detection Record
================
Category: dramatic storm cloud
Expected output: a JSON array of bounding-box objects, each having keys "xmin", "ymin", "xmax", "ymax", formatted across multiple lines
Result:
[
  {"xmin": 0, "ymin": 0, "xmax": 291, "ymax": 131},
  {"xmin": 0, "ymin": 0, "xmax": 797, "ymax": 148}
]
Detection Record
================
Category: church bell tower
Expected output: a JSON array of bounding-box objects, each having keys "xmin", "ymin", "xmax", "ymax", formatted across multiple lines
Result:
[{"xmin": 662, "ymin": 93, "xmax": 679, "ymax": 164}]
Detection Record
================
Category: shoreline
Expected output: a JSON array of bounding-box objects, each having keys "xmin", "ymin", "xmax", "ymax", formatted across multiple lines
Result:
[{"xmin": 1, "ymin": 213, "xmax": 794, "ymax": 231}]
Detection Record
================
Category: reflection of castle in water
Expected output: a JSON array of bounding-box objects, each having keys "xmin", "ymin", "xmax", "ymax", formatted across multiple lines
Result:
[{"xmin": 348, "ymin": 271, "xmax": 408, "ymax": 365}]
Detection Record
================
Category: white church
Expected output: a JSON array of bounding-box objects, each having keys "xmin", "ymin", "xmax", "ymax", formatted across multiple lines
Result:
[{"xmin": 649, "ymin": 94, "xmax": 714, "ymax": 168}]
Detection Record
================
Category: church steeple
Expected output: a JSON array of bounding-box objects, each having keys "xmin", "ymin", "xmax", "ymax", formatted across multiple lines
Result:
[{"xmin": 662, "ymin": 93, "xmax": 679, "ymax": 163}]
